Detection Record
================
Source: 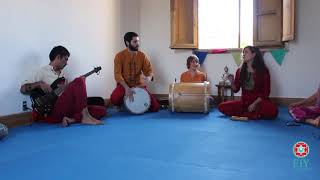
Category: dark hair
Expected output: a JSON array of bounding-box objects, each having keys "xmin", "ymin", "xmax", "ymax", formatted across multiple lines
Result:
[
  {"xmin": 186, "ymin": 55, "xmax": 200, "ymax": 69},
  {"xmin": 240, "ymin": 46, "xmax": 266, "ymax": 87},
  {"xmin": 124, "ymin": 32, "xmax": 139, "ymax": 47},
  {"xmin": 49, "ymin": 46, "xmax": 70, "ymax": 61}
]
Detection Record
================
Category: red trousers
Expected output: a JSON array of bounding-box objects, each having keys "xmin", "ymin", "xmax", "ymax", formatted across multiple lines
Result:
[
  {"xmin": 289, "ymin": 106, "xmax": 320, "ymax": 122},
  {"xmin": 110, "ymin": 83, "xmax": 160, "ymax": 112},
  {"xmin": 33, "ymin": 77, "xmax": 106, "ymax": 123},
  {"xmin": 218, "ymin": 99, "xmax": 278, "ymax": 119}
]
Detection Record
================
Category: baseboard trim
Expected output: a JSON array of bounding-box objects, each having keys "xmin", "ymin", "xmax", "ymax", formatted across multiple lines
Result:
[
  {"xmin": 0, "ymin": 98, "xmax": 111, "ymax": 128},
  {"xmin": 0, "ymin": 111, "xmax": 32, "ymax": 128},
  {"xmin": 269, "ymin": 97, "xmax": 304, "ymax": 106},
  {"xmin": 0, "ymin": 96, "xmax": 303, "ymax": 128}
]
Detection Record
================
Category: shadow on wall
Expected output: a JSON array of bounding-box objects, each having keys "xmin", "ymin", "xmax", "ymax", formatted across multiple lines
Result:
[{"xmin": 0, "ymin": 52, "xmax": 42, "ymax": 115}]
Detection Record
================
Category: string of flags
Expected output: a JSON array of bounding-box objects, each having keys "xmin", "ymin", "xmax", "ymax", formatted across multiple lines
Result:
[
  {"xmin": 270, "ymin": 48, "xmax": 287, "ymax": 66},
  {"xmin": 193, "ymin": 48, "xmax": 287, "ymax": 66}
]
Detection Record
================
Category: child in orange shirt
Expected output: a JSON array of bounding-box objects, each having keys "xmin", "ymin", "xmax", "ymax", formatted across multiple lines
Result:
[
  {"xmin": 179, "ymin": 55, "xmax": 214, "ymax": 108},
  {"xmin": 180, "ymin": 55, "xmax": 207, "ymax": 83}
]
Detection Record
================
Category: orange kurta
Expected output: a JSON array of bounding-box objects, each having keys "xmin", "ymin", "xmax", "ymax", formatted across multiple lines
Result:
[
  {"xmin": 114, "ymin": 49, "xmax": 152, "ymax": 87},
  {"xmin": 180, "ymin": 70, "xmax": 206, "ymax": 83}
]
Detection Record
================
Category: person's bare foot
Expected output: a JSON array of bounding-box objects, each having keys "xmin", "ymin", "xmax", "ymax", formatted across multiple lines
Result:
[
  {"xmin": 314, "ymin": 116, "xmax": 320, "ymax": 128},
  {"xmin": 81, "ymin": 116, "xmax": 103, "ymax": 125},
  {"xmin": 62, "ymin": 117, "xmax": 76, "ymax": 127},
  {"xmin": 305, "ymin": 117, "xmax": 320, "ymax": 128},
  {"xmin": 80, "ymin": 107, "xmax": 104, "ymax": 125}
]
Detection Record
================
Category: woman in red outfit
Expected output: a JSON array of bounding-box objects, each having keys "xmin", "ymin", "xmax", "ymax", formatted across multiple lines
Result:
[{"xmin": 218, "ymin": 46, "xmax": 278, "ymax": 119}]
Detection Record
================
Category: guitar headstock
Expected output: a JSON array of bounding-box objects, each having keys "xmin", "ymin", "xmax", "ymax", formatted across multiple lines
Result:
[
  {"xmin": 83, "ymin": 66, "xmax": 102, "ymax": 78},
  {"xmin": 93, "ymin": 66, "xmax": 102, "ymax": 73}
]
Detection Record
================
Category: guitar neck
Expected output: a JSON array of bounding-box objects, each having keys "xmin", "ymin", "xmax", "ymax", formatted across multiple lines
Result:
[
  {"xmin": 53, "ymin": 68, "xmax": 100, "ymax": 96},
  {"xmin": 83, "ymin": 70, "xmax": 96, "ymax": 78}
]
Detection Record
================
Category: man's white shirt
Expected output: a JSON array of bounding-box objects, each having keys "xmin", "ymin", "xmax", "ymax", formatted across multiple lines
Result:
[{"xmin": 21, "ymin": 65, "xmax": 66, "ymax": 86}]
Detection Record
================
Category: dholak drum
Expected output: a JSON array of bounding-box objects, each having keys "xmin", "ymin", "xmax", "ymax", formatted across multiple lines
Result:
[
  {"xmin": 124, "ymin": 87, "xmax": 151, "ymax": 114},
  {"xmin": 169, "ymin": 82, "xmax": 211, "ymax": 113}
]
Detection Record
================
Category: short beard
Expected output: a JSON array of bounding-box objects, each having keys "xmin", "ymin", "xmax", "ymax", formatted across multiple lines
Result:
[{"xmin": 128, "ymin": 44, "xmax": 139, "ymax": 51}]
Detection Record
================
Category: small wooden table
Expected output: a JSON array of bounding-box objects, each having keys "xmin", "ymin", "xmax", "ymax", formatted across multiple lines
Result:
[{"xmin": 215, "ymin": 84, "xmax": 234, "ymax": 103}]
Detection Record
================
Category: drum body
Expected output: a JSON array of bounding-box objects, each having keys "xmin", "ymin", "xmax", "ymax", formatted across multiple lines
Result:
[
  {"xmin": 169, "ymin": 82, "xmax": 211, "ymax": 113},
  {"xmin": 124, "ymin": 87, "xmax": 151, "ymax": 114}
]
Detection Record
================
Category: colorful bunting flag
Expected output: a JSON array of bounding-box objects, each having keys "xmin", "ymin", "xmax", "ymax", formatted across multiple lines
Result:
[
  {"xmin": 192, "ymin": 48, "xmax": 287, "ymax": 67},
  {"xmin": 210, "ymin": 49, "xmax": 228, "ymax": 54},
  {"xmin": 270, "ymin": 48, "xmax": 287, "ymax": 66},
  {"xmin": 193, "ymin": 51, "xmax": 208, "ymax": 64},
  {"xmin": 231, "ymin": 52, "xmax": 242, "ymax": 67}
]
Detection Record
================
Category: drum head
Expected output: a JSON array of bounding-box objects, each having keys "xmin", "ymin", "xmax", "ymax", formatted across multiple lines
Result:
[{"xmin": 124, "ymin": 88, "xmax": 151, "ymax": 114}]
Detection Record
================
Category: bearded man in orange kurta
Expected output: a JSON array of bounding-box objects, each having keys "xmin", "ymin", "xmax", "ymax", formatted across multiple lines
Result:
[{"xmin": 110, "ymin": 32, "xmax": 160, "ymax": 112}]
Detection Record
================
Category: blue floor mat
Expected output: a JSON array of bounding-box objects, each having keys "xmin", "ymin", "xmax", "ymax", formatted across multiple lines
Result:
[{"xmin": 0, "ymin": 107, "xmax": 319, "ymax": 180}]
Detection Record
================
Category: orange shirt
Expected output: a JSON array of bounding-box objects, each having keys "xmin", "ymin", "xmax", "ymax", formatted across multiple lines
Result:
[
  {"xmin": 180, "ymin": 70, "xmax": 206, "ymax": 83},
  {"xmin": 114, "ymin": 49, "xmax": 153, "ymax": 87}
]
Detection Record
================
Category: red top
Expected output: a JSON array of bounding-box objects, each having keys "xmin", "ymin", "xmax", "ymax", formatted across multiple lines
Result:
[{"xmin": 233, "ymin": 68, "xmax": 271, "ymax": 103}]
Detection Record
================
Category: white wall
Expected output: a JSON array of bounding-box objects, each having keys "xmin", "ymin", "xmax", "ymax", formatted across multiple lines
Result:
[
  {"xmin": 120, "ymin": 0, "xmax": 141, "ymax": 37},
  {"xmin": 139, "ymin": 0, "xmax": 320, "ymax": 99},
  {"xmin": 0, "ymin": 0, "xmax": 125, "ymax": 116},
  {"xmin": 2, "ymin": 0, "xmax": 320, "ymax": 116}
]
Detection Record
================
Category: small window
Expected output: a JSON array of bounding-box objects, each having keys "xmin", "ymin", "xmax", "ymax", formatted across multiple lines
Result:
[
  {"xmin": 198, "ymin": 0, "xmax": 253, "ymax": 49},
  {"xmin": 170, "ymin": 0, "xmax": 198, "ymax": 49},
  {"xmin": 170, "ymin": 0, "xmax": 295, "ymax": 49}
]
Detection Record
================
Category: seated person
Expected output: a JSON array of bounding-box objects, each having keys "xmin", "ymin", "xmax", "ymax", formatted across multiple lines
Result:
[
  {"xmin": 179, "ymin": 55, "xmax": 214, "ymax": 109},
  {"xmin": 20, "ymin": 46, "xmax": 106, "ymax": 127},
  {"xmin": 289, "ymin": 85, "xmax": 320, "ymax": 127},
  {"xmin": 180, "ymin": 55, "xmax": 207, "ymax": 83},
  {"xmin": 110, "ymin": 32, "xmax": 160, "ymax": 112},
  {"xmin": 218, "ymin": 46, "xmax": 278, "ymax": 120}
]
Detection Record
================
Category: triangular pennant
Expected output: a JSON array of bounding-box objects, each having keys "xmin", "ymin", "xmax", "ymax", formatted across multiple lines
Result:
[
  {"xmin": 271, "ymin": 48, "xmax": 287, "ymax": 66},
  {"xmin": 231, "ymin": 52, "xmax": 242, "ymax": 66},
  {"xmin": 193, "ymin": 51, "xmax": 208, "ymax": 64},
  {"xmin": 210, "ymin": 49, "xmax": 227, "ymax": 54}
]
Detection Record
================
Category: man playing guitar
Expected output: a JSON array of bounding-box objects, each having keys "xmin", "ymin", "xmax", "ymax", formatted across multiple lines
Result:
[{"xmin": 20, "ymin": 46, "xmax": 105, "ymax": 127}]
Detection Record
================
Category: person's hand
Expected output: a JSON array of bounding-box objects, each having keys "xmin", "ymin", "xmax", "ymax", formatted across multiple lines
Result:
[
  {"xmin": 125, "ymin": 87, "xmax": 135, "ymax": 102},
  {"xmin": 248, "ymin": 102, "xmax": 257, "ymax": 112},
  {"xmin": 227, "ymin": 74, "xmax": 234, "ymax": 83},
  {"xmin": 56, "ymin": 83, "xmax": 67, "ymax": 95},
  {"xmin": 39, "ymin": 82, "xmax": 52, "ymax": 93},
  {"xmin": 80, "ymin": 76, "xmax": 86, "ymax": 82},
  {"xmin": 144, "ymin": 76, "xmax": 153, "ymax": 83}
]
